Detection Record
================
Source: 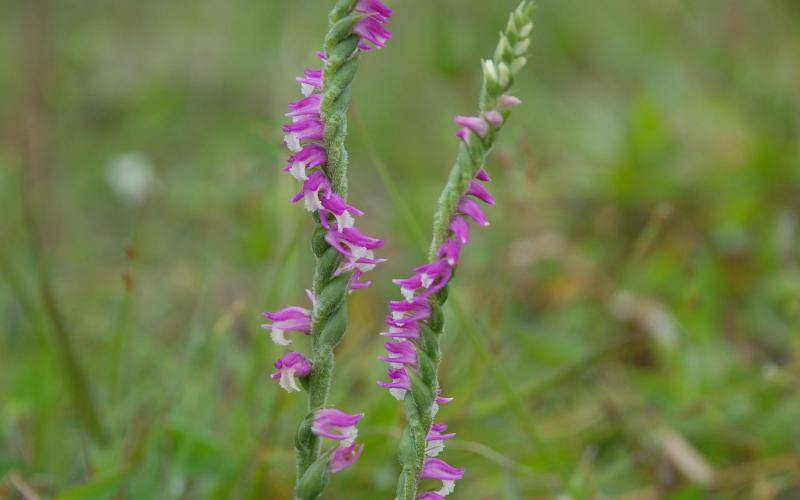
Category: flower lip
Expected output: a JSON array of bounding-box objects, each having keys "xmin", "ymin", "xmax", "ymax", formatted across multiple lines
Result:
[
  {"xmin": 286, "ymin": 144, "xmax": 327, "ymax": 168},
  {"xmin": 272, "ymin": 352, "xmax": 312, "ymax": 375},
  {"xmin": 271, "ymin": 352, "xmax": 312, "ymax": 393}
]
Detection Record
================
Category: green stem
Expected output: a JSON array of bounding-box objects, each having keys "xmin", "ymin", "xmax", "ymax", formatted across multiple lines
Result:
[
  {"xmin": 294, "ymin": 1, "xmax": 365, "ymax": 497},
  {"xmin": 394, "ymin": 3, "xmax": 535, "ymax": 498}
]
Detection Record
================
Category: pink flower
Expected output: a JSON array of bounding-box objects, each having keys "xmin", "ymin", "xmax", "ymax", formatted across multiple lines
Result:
[
  {"xmin": 354, "ymin": 0, "xmax": 393, "ymax": 51},
  {"xmin": 457, "ymin": 198, "xmax": 490, "ymax": 227},
  {"xmin": 484, "ymin": 110, "xmax": 504, "ymax": 126},
  {"xmin": 449, "ymin": 217, "xmax": 470, "ymax": 245},
  {"xmin": 425, "ymin": 422, "xmax": 456, "ymax": 457},
  {"xmin": 379, "ymin": 323, "xmax": 420, "ymax": 340},
  {"xmin": 388, "ymin": 298, "xmax": 431, "ymax": 325},
  {"xmin": 356, "ymin": 0, "xmax": 393, "ymax": 20},
  {"xmin": 291, "ymin": 170, "xmax": 331, "ymax": 212},
  {"xmin": 296, "ymin": 68, "xmax": 323, "ymax": 96},
  {"xmin": 318, "ymin": 193, "xmax": 364, "ymax": 232},
  {"xmin": 431, "ymin": 390, "xmax": 453, "ymax": 417},
  {"xmin": 420, "ymin": 458, "xmax": 464, "ymax": 497},
  {"xmin": 377, "ymin": 367, "xmax": 410, "ymax": 400},
  {"xmin": 261, "ymin": 306, "xmax": 311, "ymax": 346},
  {"xmin": 437, "ymin": 239, "xmax": 462, "ymax": 267},
  {"xmin": 284, "ymin": 144, "xmax": 327, "ymax": 181},
  {"xmin": 312, "ymin": 408, "xmax": 364, "ymax": 446},
  {"xmin": 379, "ymin": 341, "xmax": 417, "ymax": 366},
  {"xmin": 271, "ymin": 352, "xmax": 312, "ymax": 393},
  {"xmin": 454, "ymin": 115, "xmax": 489, "ymax": 138},
  {"xmin": 285, "ymin": 93, "xmax": 322, "ymax": 118},
  {"xmin": 499, "ymin": 94, "xmax": 522, "ymax": 108},
  {"xmin": 330, "ymin": 442, "xmax": 364, "ymax": 473},
  {"xmin": 475, "ymin": 167, "xmax": 491, "ymax": 182},
  {"xmin": 466, "ymin": 179, "xmax": 496, "ymax": 205},
  {"xmin": 282, "ymin": 117, "xmax": 324, "ymax": 143}
]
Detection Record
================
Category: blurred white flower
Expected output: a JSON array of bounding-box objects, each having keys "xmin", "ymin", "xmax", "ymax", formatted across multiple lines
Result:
[
  {"xmin": 610, "ymin": 290, "xmax": 678, "ymax": 350},
  {"xmin": 106, "ymin": 152, "xmax": 155, "ymax": 206}
]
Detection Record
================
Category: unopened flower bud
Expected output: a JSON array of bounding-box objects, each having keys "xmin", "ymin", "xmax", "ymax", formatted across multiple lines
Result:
[
  {"xmin": 498, "ymin": 62, "xmax": 511, "ymax": 87},
  {"xmin": 511, "ymin": 56, "xmax": 527, "ymax": 74}
]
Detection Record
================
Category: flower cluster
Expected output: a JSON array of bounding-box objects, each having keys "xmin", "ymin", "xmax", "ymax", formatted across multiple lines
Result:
[
  {"xmin": 283, "ymin": 62, "xmax": 385, "ymax": 291},
  {"xmin": 263, "ymin": 0, "xmax": 394, "ymax": 392},
  {"xmin": 311, "ymin": 408, "xmax": 365, "ymax": 473},
  {"xmin": 354, "ymin": 0, "xmax": 393, "ymax": 51},
  {"xmin": 377, "ymin": 97, "xmax": 521, "ymax": 497},
  {"xmin": 281, "ymin": 0, "xmax": 393, "ymax": 292}
]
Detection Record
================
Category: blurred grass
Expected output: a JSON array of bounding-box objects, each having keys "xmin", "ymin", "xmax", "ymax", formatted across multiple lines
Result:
[{"xmin": 1, "ymin": 0, "xmax": 799, "ymax": 498}]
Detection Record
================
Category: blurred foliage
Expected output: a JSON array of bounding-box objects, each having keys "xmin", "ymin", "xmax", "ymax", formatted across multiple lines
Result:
[{"xmin": 1, "ymin": 0, "xmax": 799, "ymax": 498}]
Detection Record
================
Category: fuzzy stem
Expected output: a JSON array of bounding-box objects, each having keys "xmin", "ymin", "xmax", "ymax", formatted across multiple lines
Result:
[
  {"xmin": 294, "ymin": 0, "xmax": 364, "ymax": 494},
  {"xmin": 394, "ymin": 3, "xmax": 535, "ymax": 498}
]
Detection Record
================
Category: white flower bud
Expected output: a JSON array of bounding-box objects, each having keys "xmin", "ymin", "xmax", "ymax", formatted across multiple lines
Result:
[
  {"xmin": 494, "ymin": 35, "xmax": 512, "ymax": 61},
  {"xmin": 498, "ymin": 62, "xmax": 511, "ymax": 88},
  {"xmin": 482, "ymin": 59, "xmax": 499, "ymax": 85},
  {"xmin": 511, "ymin": 56, "xmax": 527, "ymax": 75},
  {"xmin": 513, "ymin": 38, "xmax": 530, "ymax": 56},
  {"xmin": 519, "ymin": 22, "xmax": 534, "ymax": 38},
  {"xmin": 505, "ymin": 18, "xmax": 518, "ymax": 38}
]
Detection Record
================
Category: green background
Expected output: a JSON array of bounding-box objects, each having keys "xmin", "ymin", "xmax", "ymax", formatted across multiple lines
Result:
[{"xmin": 1, "ymin": 0, "xmax": 799, "ymax": 498}]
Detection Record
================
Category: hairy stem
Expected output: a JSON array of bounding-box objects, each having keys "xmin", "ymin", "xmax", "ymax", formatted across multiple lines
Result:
[{"xmin": 294, "ymin": 0, "xmax": 364, "ymax": 494}]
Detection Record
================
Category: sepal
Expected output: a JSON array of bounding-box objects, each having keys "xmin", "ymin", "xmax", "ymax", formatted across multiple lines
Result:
[
  {"xmin": 295, "ymin": 413, "xmax": 316, "ymax": 455},
  {"xmin": 324, "ymin": 14, "xmax": 362, "ymax": 53},
  {"xmin": 295, "ymin": 454, "xmax": 331, "ymax": 500},
  {"xmin": 319, "ymin": 303, "xmax": 348, "ymax": 347},
  {"xmin": 408, "ymin": 369, "xmax": 435, "ymax": 416}
]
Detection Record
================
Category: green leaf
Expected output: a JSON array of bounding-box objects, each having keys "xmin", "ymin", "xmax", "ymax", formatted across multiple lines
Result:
[{"xmin": 56, "ymin": 469, "xmax": 130, "ymax": 500}]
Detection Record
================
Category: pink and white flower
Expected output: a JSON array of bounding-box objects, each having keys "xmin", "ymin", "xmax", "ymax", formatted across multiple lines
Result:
[{"xmin": 270, "ymin": 352, "xmax": 312, "ymax": 393}]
